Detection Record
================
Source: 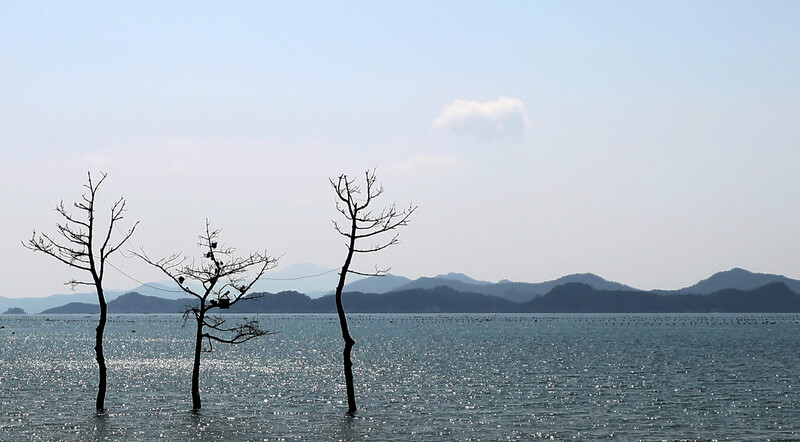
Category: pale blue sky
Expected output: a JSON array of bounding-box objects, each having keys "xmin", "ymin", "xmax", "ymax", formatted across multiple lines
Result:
[{"xmin": 2, "ymin": 1, "xmax": 799, "ymax": 297}]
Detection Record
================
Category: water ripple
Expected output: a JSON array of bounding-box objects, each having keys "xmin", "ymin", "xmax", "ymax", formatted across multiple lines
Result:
[{"xmin": 0, "ymin": 313, "xmax": 798, "ymax": 440}]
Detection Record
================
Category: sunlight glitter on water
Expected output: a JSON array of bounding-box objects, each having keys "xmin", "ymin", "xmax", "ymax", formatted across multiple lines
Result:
[{"xmin": 1, "ymin": 313, "xmax": 799, "ymax": 440}]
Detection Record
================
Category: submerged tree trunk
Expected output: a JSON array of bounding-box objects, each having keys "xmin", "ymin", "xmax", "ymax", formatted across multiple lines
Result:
[
  {"xmin": 25, "ymin": 172, "xmax": 138, "ymax": 413},
  {"xmin": 191, "ymin": 308, "xmax": 205, "ymax": 410},
  {"xmin": 335, "ymin": 232, "xmax": 358, "ymax": 414},
  {"xmin": 94, "ymin": 286, "xmax": 107, "ymax": 411},
  {"xmin": 329, "ymin": 171, "xmax": 416, "ymax": 415}
]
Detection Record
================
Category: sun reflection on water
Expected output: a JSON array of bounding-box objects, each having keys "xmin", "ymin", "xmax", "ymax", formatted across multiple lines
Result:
[{"xmin": 0, "ymin": 313, "xmax": 799, "ymax": 439}]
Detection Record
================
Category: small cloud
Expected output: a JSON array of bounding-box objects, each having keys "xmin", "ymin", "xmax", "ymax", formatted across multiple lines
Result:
[
  {"xmin": 387, "ymin": 155, "xmax": 467, "ymax": 173},
  {"xmin": 159, "ymin": 138, "xmax": 199, "ymax": 174},
  {"xmin": 82, "ymin": 152, "xmax": 117, "ymax": 168},
  {"xmin": 433, "ymin": 96, "xmax": 531, "ymax": 137}
]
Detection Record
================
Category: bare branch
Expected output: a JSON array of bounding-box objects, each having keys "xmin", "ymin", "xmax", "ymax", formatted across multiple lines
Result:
[
  {"xmin": 328, "ymin": 168, "xmax": 416, "ymax": 414},
  {"xmin": 203, "ymin": 319, "xmax": 276, "ymax": 345},
  {"xmin": 347, "ymin": 267, "xmax": 390, "ymax": 277},
  {"xmin": 135, "ymin": 218, "xmax": 278, "ymax": 386},
  {"xmin": 66, "ymin": 280, "xmax": 96, "ymax": 290},
  {"xmin": 24, "ymin": 231, "xmax": 92, "ymax": 271},
  {"xmin": 132, "ymin": 248, "xmax": 200, "ymax": 299},
  {"xmin": 101, "ymin": 197, "xmax": 138, "ymax": 260},
  {"xmin": 352, "ymin": 235, "xmax": 400, "ymax": 253},
  {"xmin": 56, "ymin": 201, "xmax": 91, "ymax": 229},
  {"xmin": 351, "ymin": 206, "xmax": 415, "ymax": 240},
  {"xmin": 23, "ymin": 170, "xmax": 136, "ymax": 411}
]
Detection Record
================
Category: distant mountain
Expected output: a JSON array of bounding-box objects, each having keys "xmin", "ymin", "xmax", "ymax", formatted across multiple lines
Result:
[
  {"xmin": 392, "ymin": 272, "xmax": 637, "ymax": 303},
  {"xmin": 339, "ymin": 274, "xmax": 412, "ymax": 294},
  {"xmin": 540, "ymin": 273, "xmax": 638, "ymax": 292},
  {"xmin": 701, "ymin": 282, "xmax": 800, "ymax": 312},
  {"xmin": 433, "ymin": 272, "xmax": 491, "ymax": 285},
  {"xmin": 106, "ymin": 292, "xmax": 193, "ymax": 314},
  {"xmin": 486, "ymin": 273, "xmax": 638, "ymax": 302},
  {"xmin": 0, "ymin": 290, "xmax": 123, "ymax": 314},
  {"xmin": 41, "ymin": 292, "xmax": 194, "ymax": 314},
  {"xmin": 37, "ymin": 281, "xmax": 800, "ymax": 314},
  {"xmin": 249, "ymin": 263, "xmax": 364, "ymax": 298},
  {"xmin": 671, "ymin": 268, "xmax": 800, "ymax": 295},
  {"xmin": 2, "ymin": 307, "xmax": 26, "ymax": 315},
  {"xmin": 41, "ymin": 301, "xmax": 98, "ymax": 314},
  {"xmin": 14, "ymin": 267, "xmax": 800, "ymax": 313},
  {"xmin": 39, "ymin": 288, "xmax": 518, "ymax": 314},
  {"xmin": 335, "ymin": 287, "xmax": 518, "ymax": 313},
  {"xmin": 0, "ymin": 263, "xmax": 344, "ymax": 312},
  {"xmin": 123, "ymin": 282, "xmax": 190, "ymax": 300},
  {"xmin": 232, "ymin": 291, "xmax": 317, "ymax": 313},
  {"xmin": 392, "ymin": 276, "xmax": 490, "ymax": 295},
  {"xmin": 519, "ymin": 282, "xmax": 800, "ymax": 313},
  {"xmin": 232, "ymin": 287, "xmax": 519, "ymax": 313},
  {"xmin": 519, "ymin": 283, "xmax": 661, "ymax": 313}
]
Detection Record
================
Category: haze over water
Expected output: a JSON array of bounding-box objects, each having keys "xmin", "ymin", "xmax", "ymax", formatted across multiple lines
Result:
[{"xmin": 1, "ymin": 313, "xmax": 798, "ymax": 440}]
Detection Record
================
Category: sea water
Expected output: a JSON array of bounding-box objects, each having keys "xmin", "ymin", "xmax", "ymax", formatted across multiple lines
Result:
[{"xmin": 0, "ymin": 313, "xmax": 798, "ymax": 440}]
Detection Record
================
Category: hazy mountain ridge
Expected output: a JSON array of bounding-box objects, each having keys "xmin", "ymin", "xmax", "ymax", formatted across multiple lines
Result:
[
  {"xmin": 34, "ymin": 280, "xmax": 800, "ymax": 314},
  {"xmin": 386, "ymin": 272, "xmax": 638, "ymax": 302},
  {"xmin": 335, "ymin": 274, "xmax": 412, "ymax": 295},
  {"xmin": 40, "ymin": 293, "xmax": 195, "ymax": 314},
  {"xmin": 672, "ymin": 268, "xmax": 800, "ymax": 295},
  {"xmin": 519, "ymin": 282, "xmax": 800, "ymax": 313},
  {"xmin": 7, "ymin": 267, "xmax": 800, "ymax": 313}
]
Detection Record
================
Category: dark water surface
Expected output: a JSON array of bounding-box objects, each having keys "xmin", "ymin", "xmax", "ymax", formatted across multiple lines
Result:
[{"xmin": 0, "ymin": 313, "xmax": 798, "ymax": 440}]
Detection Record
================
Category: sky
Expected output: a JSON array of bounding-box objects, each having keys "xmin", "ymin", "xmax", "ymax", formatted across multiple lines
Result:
[{"xmin": 2, "ymin": 1, "xmax": 799, "ymax": 298}]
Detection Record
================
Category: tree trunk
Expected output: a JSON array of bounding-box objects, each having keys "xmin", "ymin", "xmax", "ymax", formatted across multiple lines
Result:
[
  {"xmin": 94, "ymin": 289, "xmax": 107, "ymax": 411},
  {"xmin": 335, "ymin": 231, "xmax": 357, "ymax": 414},
  {"xmin": 342, "ymin": 328, "xmax": 356, "ymax": 413},
  {"xmin": 191, "ymin": 310, "xmax": 204, "ymax": 410},
  {"xmin": 335, "ymin": 291, "xmax": 357, "ymax": 414}
]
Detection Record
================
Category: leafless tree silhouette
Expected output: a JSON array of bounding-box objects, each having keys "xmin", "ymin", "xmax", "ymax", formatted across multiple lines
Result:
[
  {"xmin": 134, "ymin": 220, "xmax": 277, "ymax": 410},
  {"xmin": 330, "ymin": 169, "xmax": 416, "ymax": 414},
  {"xmin": 24, "ymin": 172, "xmax": 137, "ymax": 411}
]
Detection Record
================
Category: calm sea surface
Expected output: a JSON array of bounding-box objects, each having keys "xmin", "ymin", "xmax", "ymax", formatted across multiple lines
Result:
[{"xmin": 0, "ymin": 313, "xmax": 798, "ymax": 441}]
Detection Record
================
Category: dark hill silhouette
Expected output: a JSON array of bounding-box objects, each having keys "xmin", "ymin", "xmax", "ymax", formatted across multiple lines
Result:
[
  {"xmin": 230, "ymin": 291, "xmax": 317, "ymax": 313},
  {"xmin": 485, "ymin": 273, "xmax": 638, "ymax": 302},
  {"xmin": 35, "ymin": 282, "xmax": 800, "ymax": 314},
  {"xmin": 338, "ymin": 274, "xmax": 412, "ymax": 295},
  {"xmin": 233, "ymin": 287, "xmax": 518, "ymax": 313},
  {"xmin": 125, "ymin": 282, "xmax": 192, "ymax": 300},
  {"xmin": 41, "ymin": 292, "xmax": 194, "ymax": 314},
  {"xmin": 41, "ymin": 301, "xmax": 99, "ymax": 314},
  {"xmin": 519, "ymin": 282, "xmax": 800, "ymax": 313},
  {"xmin": 12, "ymin": 267, "xmax": 800, "ymax": 312},
  {"xmin": 2, "ymin": 307, "xmax": 27, "ymax": 315},
  {"xmin": 337, "ymin": 287, "xmax": 518, "ymax": 313},
  {"xmin": 391, "ymin": 272, "xmax": 637, "ymax": 302},
  {"xmin": 0, "ymin": 290, "xmax": 123, "ymax": 314},
  {"xmin": 520, "ymin": 283, "xmax": 670, "ymax": 313},
  {"xmin": 702, "ymin": 282, "xmax": 800, "ymax": 312},
  {"xmin": 670, "ymin": 268, "xmax": 800, "ymax": 294},
  {"xmin": 107, "ymin": 292, "xmax": 192, "ymax": 313},
  {"xmin": 433, "ymin": 272, "xmax": 492, "ymax": 285},
  {"xmin": 392, "ymin": 277, "xmax": 495, "ymax": 295}
]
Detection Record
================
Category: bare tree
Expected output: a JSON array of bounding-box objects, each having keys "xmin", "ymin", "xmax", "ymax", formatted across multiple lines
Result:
[
  {"xmin": 135, "ymin": 220, "xmax": 277, "ymax": 410},
  {"xmin": 24, "ymin": 172, "xmax": 137, "ymax": 411},
  {"xmin": 330, "ymin": 169, "xmax": 416, "ymax": 414}
]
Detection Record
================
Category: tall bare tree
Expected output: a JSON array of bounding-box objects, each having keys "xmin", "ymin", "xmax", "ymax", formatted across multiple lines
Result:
[
  {"xmin": 330, "ymin": 169, "xmax": 416, "ymax": 414},
  {"xmin": 24, "ymin": 172, "xmax": 137, "ymax": 411},
  {"xmin": 135, "ymin": 220, "xmax": 277, "ymax": 410}
]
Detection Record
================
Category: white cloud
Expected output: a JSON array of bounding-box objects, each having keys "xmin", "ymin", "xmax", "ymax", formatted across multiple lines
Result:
[
  {"xmin": 433, "ymin": 96, "xmax": 531, "ymax": 137},
  {"xmin": 159, "ymin": 138, "xmax": 199, "ymax": 174},
  {"xmin": 82, "ymin": 152, "xmax": 117, "ymax": 168},
  {"xmin": 387, "ymin": 155, "xmax": 467, "ymax": 172}
]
